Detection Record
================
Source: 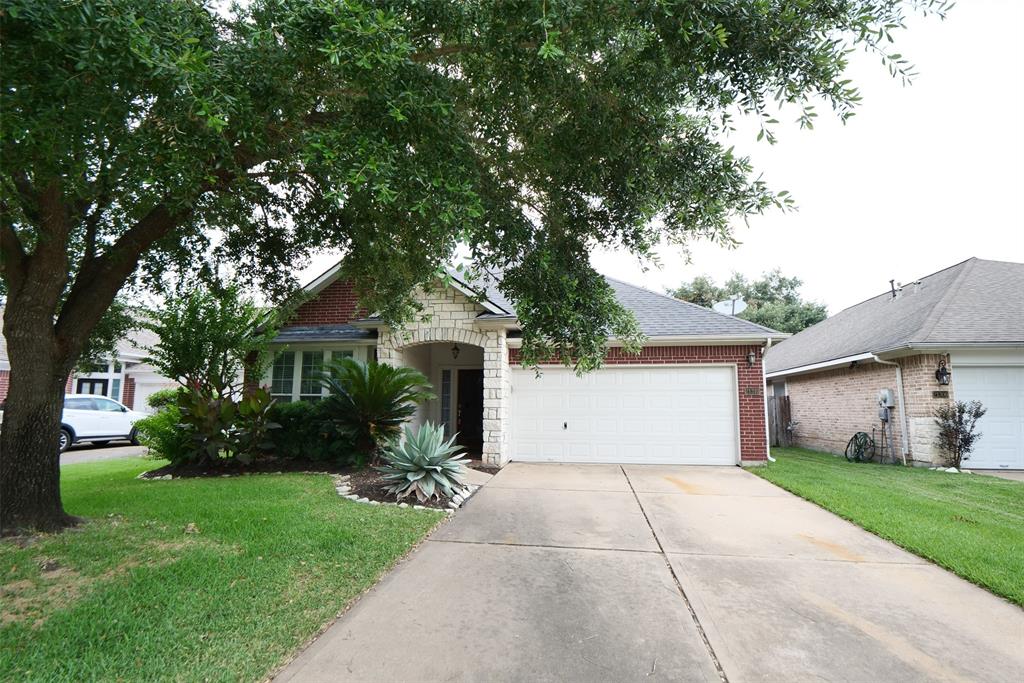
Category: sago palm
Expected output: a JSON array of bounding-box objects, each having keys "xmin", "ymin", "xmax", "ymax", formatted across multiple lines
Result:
[{"xmin": 318, "ymin": 358, "xmax": 435, "ymax": 463}]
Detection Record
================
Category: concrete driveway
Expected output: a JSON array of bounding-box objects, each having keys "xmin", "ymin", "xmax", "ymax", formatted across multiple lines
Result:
[{"xmin": 276, "ymin": 463, "xmax": 1024, "ymax": 682}]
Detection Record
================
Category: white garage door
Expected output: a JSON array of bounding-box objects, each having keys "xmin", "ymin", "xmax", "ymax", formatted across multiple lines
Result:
[
  {"xmin": 954, "ymin": 366, "xmax": 1024, "ymax": 470},
  {"xmin": 511, "ymin": 365, "xmax": 739, "ymax": 465}
]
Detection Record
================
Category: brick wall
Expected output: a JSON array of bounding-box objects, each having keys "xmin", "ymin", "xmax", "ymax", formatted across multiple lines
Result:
[
  {"xmin": 900, "ymin": 353, "xmax": 952, "ymax": 465},
  {"xmin": 122, "ymin": 376, "xmax": 136, "ymax": 410},
  {"xmin": 289, "ymin": 278, "xmax": 363, "ymax": 326},
  {"xmin": 510, "ymin": 344, "xmax": 769, "ymax": 463},
  {"xmin": 785, "ymin": 362, "xmax": 902, "ymax": 457},
  {"xmin": 783, "ymin": 353, "xmax": 952, "ymax": 465}
]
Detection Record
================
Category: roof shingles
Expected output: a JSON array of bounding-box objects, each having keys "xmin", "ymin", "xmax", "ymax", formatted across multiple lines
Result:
[{"xmin": 764, "ymin": 258, "xmax": 1024, "ymax": 374}]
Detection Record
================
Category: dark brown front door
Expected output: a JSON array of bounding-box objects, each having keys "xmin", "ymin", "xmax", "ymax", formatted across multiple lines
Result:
[{"xmin": 456, "ymin": 369, "xmax": 484, "ymax": 455}]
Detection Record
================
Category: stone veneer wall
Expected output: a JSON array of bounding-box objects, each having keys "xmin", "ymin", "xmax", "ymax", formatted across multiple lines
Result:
[
  {"xmin": 375, "ymin": 285, "xmax": 510, "ymax": 466},
  {"xmin": 900, "ymin": 353, "xmax": 953, "ymax": 465}
]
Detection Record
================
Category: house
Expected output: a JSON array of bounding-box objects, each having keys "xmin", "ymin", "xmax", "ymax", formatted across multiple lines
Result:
[
  {"xmin": 263, "ymin": 263, "xmax": 786, "ymax": 467},
  {"xmin": 764, "ymin": 258, "xmax": 1024, "ymax": 470},
  {"xmin": 0, "ymin": 313, "xmax": 176, "ymax": 413}
]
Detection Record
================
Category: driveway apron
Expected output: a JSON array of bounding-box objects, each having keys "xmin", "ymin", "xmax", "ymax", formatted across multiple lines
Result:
[{"xmin": 276, "ymin": 463, "xmax": 1024, "ymax": 683}]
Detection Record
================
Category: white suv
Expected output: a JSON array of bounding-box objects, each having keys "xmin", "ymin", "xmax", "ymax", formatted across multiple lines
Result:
[{"xmin": 60, "ymin": 394, "xmax": 147, "ymax": 452}]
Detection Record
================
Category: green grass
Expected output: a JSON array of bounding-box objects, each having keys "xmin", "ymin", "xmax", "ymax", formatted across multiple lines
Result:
[
  {"xmin": 754, "ymin": 448, "xmax": 1024, "ymax": 606},
  {"xmin": 0, "ymin": 458, "xmax": 443, "ymax": 681}
]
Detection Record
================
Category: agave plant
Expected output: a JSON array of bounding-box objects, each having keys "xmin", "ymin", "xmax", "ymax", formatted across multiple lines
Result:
[
  {"xmin": 377, "ymin": 423, "xmax": 469, "ymax": 503},
  {"xmin": 319, "ymin": 358, "xmax": 435, "ymax": 464}
]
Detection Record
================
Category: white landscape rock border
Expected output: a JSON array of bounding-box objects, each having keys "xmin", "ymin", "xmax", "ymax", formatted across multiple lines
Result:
[{"xmin": 333, "ymin": 474, "xmax": 482, "ymax": 514}]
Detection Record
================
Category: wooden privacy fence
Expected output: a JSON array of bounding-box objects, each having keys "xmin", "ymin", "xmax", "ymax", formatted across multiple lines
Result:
[{"xmin": 767, "ymin": 395, "xmax": 792, "ymax": 448}]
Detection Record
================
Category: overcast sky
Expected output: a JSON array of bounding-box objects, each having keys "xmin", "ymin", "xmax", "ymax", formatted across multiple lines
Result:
[{"xmin": 300, "ymin": 0, "xmax": 1024, "ymax": 315}]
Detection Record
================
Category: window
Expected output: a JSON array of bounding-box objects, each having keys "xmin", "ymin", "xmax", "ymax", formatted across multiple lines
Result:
[
  {"xmin": 95, "ymin": 398, "xmax": 124, "ymax": 412},
  {"xmin": 300, "ymin": 351, "xmax": 324, "ymax": 401},
  {"xmin": 271, "ymin": 352, "xmax": 296, "ymax": 400},
  {"xmin": 111, "ymin": 378, "xmax": 122, "ymax": 402},
  {"xmin": 64, "ymin": 397, "xmax": 95, "ymax": 411}
]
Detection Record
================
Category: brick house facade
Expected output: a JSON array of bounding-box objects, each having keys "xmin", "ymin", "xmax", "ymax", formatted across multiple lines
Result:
[
  {"xmin": 265, "ymin": 265, "xmax": 782, "ymax": 467},
  {"xmin": 765, "ymin": 258, "xmax": 1024, "ymax": 470}
]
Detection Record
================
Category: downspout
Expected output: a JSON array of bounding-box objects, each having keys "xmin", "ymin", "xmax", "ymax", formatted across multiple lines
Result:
[
  {"xmin": 763, "ymin": 338, "xmax": 776, "ymax": 463},
  {"xmin": 871, "ymin": 355, "xmax": 909, "ymax": 465}
]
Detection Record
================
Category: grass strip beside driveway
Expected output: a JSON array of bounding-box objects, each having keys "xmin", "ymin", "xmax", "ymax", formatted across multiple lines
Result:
[
  {"xmin": 1, "ymin": 457, "xmax": 443, "ymax": 681},
  {"xmin": 753, "ymin": 448, "xmax": 1024, "ymax": 607}
]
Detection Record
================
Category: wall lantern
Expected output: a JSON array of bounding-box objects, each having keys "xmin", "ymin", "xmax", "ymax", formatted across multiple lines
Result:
[
  {"xmin": 451, "ymin": 344, "xmax": 460, "ymax": 360},
  {"xmin": 935, "ymin": 359, "xmax": 951, "ymax": 386},
  {"xmin": 746, "ymin": 350, "xmax": 757, "ymax": 367}
]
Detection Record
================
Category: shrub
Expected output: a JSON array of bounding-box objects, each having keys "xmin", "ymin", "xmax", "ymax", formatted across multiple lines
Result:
[
  {"xmin": 174, "ymin": 388, "xmax": 280, "ymax": 466},
  {"xmin": 377, "ymin": 423, "xmax": 468, "ymax": 503},
  {"xmin": 319, "ymin": 358, "xmax": 435, "ymax": 464},
  {"xmin": 146, "ymin": 388, "xmax": 182, "ymax": 411},
  {"xmin": 133, "ymin": 406, "xmax": 192, "ymax": 463},
  {"xmin": 267, "ymin": 400, "xmax": 355, "ymax": 463},
  {"xmin": 934, "ymin": 400, "xmax": 987, "ymax": 469}
]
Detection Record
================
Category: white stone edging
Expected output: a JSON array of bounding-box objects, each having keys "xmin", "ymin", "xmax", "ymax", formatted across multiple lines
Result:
[{"xmin": 333, "ymin": 474, "xmax": 482, "ymax": 514}]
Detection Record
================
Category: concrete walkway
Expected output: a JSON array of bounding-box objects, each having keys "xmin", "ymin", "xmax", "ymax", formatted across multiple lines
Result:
[{"xmin": 276, "ymin": 463, "xmax": 1024, "ymax": 682}]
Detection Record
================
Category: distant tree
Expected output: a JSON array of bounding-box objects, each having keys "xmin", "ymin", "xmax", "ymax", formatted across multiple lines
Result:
[{"xmin": 669, "ymin": 269, "xmax": 827, "ymax": 333}]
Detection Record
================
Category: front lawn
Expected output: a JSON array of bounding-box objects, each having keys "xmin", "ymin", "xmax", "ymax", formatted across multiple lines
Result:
[
  {"xmin": 754, "ymin": 448, "xmax": 1024, "ymax": 606},
  {"xmin": 0, "ymin": 458, "xmax": 443, "ymax": 681}
]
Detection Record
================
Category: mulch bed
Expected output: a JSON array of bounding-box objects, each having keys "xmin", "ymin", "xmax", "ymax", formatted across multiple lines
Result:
[{"xmin": 343, "ymin": 468, "xmax": 453, "ymax": 510}]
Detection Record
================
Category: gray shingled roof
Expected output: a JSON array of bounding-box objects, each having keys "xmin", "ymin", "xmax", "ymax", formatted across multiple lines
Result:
[
  {"xmin": 460, "ymin": 269, "xmax": 782, "ymax": 338},
  {"xmin": 273, "ymin": 324, "xmax": 377, "ymax": 343},
  {"xmin": 764, "ymin": 258, "xmax": 1024, "ymax": 375},
  {"xmin": 604, "ymin": 277, "xmax": 783, "ymax": 338},
  {"xmin": 302, "ymin": 263, "xmax": 782, "ymax": 340}
]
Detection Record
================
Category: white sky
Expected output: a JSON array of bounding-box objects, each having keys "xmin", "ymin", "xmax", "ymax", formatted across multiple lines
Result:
[{"xmin": 300, "ymin": 0, "xmax": 1024, "ymax": 314}]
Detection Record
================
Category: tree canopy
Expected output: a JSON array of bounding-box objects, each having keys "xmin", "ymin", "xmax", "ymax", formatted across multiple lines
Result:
[
  {"xmin": 0, "ymin": 0, "xmax": 949, "ymax": 531},
  {"xmin": 669, "ymin": 269, "xmax": 828, "ymax": 333}
]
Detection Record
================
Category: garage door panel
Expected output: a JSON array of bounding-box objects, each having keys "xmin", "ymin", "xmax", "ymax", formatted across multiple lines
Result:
[
  {"xmin": 953, "ymin": 366, "xmax": 1024, "ymax": 469},
  {"xmin": 513, "ymin": 366, "xmax": 739, "ymax": 465}
]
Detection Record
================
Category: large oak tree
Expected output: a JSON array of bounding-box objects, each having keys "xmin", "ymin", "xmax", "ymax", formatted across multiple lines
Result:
[{"xmin": 0, "ymin": 0, "xmax": 946, "ymax": 532}]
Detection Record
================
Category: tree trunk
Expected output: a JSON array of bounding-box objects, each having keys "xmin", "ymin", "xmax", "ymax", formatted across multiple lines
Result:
[{"xmin": 0, "ymin": 306, "xmax": 77, "ymax": 534}]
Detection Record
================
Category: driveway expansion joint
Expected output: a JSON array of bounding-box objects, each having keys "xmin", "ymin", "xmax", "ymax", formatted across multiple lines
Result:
[
  {"xmin": 621, "ymin": 466, "xmax": 729, "ymax": 683},
  {"xmin": 428, "ymin": 538, "xmax": 661, "ymax": 555}
]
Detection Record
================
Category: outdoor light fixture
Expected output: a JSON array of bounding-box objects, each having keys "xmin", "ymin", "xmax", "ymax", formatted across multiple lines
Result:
[
  {"xmin": 746, "ymin": 350, "xmax": 757, "ymax": 367},
  {"xmin": 935, "ymin": 359, "xmax": 951, "ymax": 386},
  {"xmin": 451, "ymin": 344, "xmax": 460, "ymax": 360}
]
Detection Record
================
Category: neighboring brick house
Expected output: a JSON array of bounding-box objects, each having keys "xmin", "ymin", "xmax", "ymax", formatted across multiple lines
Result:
[
  {"xmin": 765, "ymin": 258, "xmax": 1024, "ymax": 470},
  {"xmin": 0, "ymin": 311, "xmax": 175, "ymax": 413},
  {"xmin": 264, "ymin": 263, "xmax": 786, "ymax": 467}
]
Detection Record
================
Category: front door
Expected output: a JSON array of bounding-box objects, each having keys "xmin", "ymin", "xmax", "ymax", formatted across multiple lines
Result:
[
  {"xmin": 456, "ymin": 369, "xmax": 484, "ymax": 455},
  {"xmin": 76, "ymin": 378, "xmax": 108, "ymax": 396}
]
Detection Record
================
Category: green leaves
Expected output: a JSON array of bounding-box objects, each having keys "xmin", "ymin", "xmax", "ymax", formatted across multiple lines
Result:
[
  {"xmin": 0, "ymin": 0, "xmax": 950, "ymax": 382},
  {"xmin": 376, "ymin": 423, "xmax": 468, "ymax": 503},
  {"xmin": 318, "ymin": 358, "xmax": 435, "ymax": 462}
]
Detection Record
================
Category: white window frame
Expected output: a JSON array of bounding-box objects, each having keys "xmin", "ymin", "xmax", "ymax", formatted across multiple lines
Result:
[{"xmin": 266, "ymin": 345, "xmax": 370, "ymax": 402}]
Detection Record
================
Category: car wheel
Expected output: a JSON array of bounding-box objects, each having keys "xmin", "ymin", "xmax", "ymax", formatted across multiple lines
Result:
[
  {"xmin": 59, "ymin": 428, "xmax": 73, "ymax": 453},
  {"xmin": 129, "ymin": 428, "xmax": 140, "ymax": 446}
]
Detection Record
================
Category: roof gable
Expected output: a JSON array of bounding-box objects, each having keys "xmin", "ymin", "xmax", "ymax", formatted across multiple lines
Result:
[{"xmin": 764, "ymin": 258, "xmax": 1024, "ymax": 375}]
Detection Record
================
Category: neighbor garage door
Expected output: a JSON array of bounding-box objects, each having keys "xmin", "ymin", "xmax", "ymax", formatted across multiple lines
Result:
[
  {"xmin": 954, "ymin": 366, "xmax": 1024, "ymax": 470},
  {"xmin": 511, "ymin": 365, "xmax": 739, "ymax": 465}
]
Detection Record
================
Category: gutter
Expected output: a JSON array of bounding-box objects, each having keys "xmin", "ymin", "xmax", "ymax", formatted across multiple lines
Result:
[
  {"xmin": 763, "ymin": 338, "xmax": 776, "ymax": 463},
  {"xmin": 505, "ymin": 334, "xmax": 786, "ymax": 348},
  {"xmin": 871, "ymin": 355, "xmax": 909, "ymax": 465}
]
